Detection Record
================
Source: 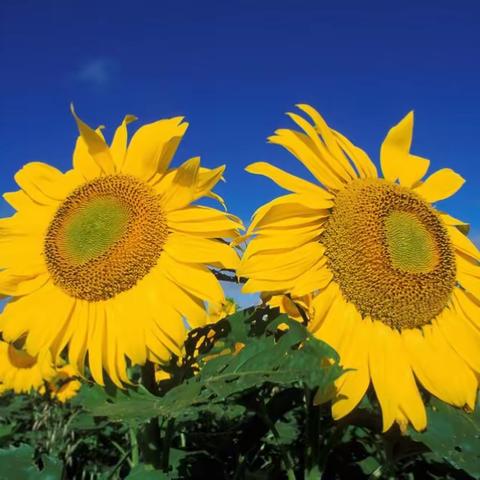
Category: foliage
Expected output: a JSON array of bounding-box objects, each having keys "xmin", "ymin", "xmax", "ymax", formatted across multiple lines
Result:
[{"xmin": 0, "ymin": 307, "xmax": 479, "ymax": 479}]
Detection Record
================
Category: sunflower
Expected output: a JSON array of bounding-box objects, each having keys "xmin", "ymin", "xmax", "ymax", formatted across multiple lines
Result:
[
  {"xmin": 0, "ymin": 108, "xmax": 242, "ymax": 387},
  {"xmin": 0, "ymin": 341, "xmax": 55, "ymax": 394},
  {"xmin": 43, "ymin": 364, "xmax": 82, "ymax": 403},
  {"xmin": 238, "ymin": 105, "xmax": 480, "ymax": 431}
]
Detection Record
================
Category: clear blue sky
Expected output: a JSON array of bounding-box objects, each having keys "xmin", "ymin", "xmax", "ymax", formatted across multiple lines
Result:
[{"xmin": 1, "ymin": 0, "xmax": 479, "ymax": 255}]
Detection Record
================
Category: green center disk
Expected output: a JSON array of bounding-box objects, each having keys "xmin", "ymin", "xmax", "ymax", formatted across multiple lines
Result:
[
  {"xmin": 385, "ymin": 211, "xmax": 437, "ymax": 273},
  {"xmin": 61, "ymin": 196, "xmax": 130, "ymax": 264}
]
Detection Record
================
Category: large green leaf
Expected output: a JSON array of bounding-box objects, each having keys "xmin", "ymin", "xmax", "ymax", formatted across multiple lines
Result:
[
  {"xmin": 0, "ymin": 445, "xmax": 63, "ymax": 480},
  {"xmin": 75, "ymin": 312, "xmax": 343, "ymax": 424},
  {"xmin": 410, "ymin": 396, "xmax": 480, "ymax": 478}
]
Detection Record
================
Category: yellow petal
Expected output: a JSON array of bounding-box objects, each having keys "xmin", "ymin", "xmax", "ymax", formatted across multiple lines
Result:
[
  {"xmin": 123, "ymin": 116, "xmax": 187, "ymax": 180},
  {"xmin": 414, "ymin": 168, "xmax": 465, "ymax": 203},
  {"xmin": 287, "ymin": 109, "xmax": 356, "ymax": 182},
  {"xmin": 248, "ymin": 193, "xmax": 331, "ymax": 234},
  {"xmin": 403, "ymin": 325, "xmax": 477, "ymax": 409},
  {"xmin": 441, "ymin": 213, "xmax": 470, "ymax": 232},
  {"xmin": 72, "ymin": 135, "xmax": 100, "ymax": 180},
  {"xmin": 452, "ymin": 288, "xmax": 480, "ymax": 331},
  {"xmin": 269, "ymin": 129, "xmax": 345, "ymax": 190},
  {"xmin": 448, "ymin": 225, "xmax": 480, "ymax": 261},
  {"xmin": 15, "ymin": 162, "xmax": 82, "ymax": 204},
  {"xmin": 332, "ymin": 316, "xmax": 371, "ymax": 420},
  {"xmin": 71, "ymin": 105, "xmax": 115, "ymax": 175},
  {"xmin": 436, "ymin": 308, "xmax": 480, "ymax": 373},
  {"xmin": 290, "ymin": 265, "xmax": 332, "ymax": 297},
  {"xmin": 238, "ymin": 242, "xmax": 325, "ymax": 281},
  {"xmin": 246, "ymin": 161, "xmax": 332, "ymax": 197},
  {"xmin": 242, "ymin": 224, "xmax": 321, "ymax": 260},
  {"xmin": 457, "ymin": 266, "xmax": 480, "ymax": 301},
  {"xmin": 398, "ymin": 155, "xmax": 430, "ymax": 188},
  {"xmin": 369, "ymin": 321, "xmax": 426, "ymax": 432},
  {"xmin": 164, "ymin": 232, "xmax": 240, "ymax": 270},
  {"xmin": 68, "ymin": 301, "xmax": 90, "ymax": 374},
  {"xmin": 308, "ymin": 281, "xmax": 341, "ymax": 333},
  {"xmin": 4, "ymin": 190, "xmax": 42, "ymax": 213},
  {"xmin": 0, "ymin": 269, "xmax": 49, "ymax": 297},
  {"xmin": 193, "ymin": 166, "xmax": 225, "ymax": 202},
  {"xmin": 160, "ymin": 253, "xmax": 224, "ymax": 305},
  {"xmin": 167, "ymin": 206, "xmax": 242, "ymax": 238},
  {"xmin": 110, "ymin": 292, "xmax": 148, "ymax": 366},
  {"xmin": 152, "ymin": 272, "xmax": 206, "ymax": 329},
  {"xmin": 380, "ymin": 111, "xmax": 413, "ymax": 182},
  {"xmin": 159, "ymin": 157, "xmax": 200, "ymax": 211},
  {"xmin": 110, "ymin": 115, "xmax": 138, "ymax": 171},
  {"xmin": 332, "ymin": 129, "xmax": 378, "ymax": 178},
  {"xmin": 87, "ymin": 303, "xmax": 105, "ymax": 386}
]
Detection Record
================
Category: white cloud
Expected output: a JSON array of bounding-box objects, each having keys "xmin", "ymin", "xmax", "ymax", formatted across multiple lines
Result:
[{"xmin": 75, "ymin": 58, "xmax": 116, "ymax": 87}]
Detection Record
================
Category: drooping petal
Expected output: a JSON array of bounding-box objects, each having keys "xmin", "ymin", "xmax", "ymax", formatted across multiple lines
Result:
[
  {"xmin": 403, "ymin": 325, "xmax": 477, "ymax": 409},
  {"xmin": 332, "ymin": 315, "xmax": 372, "ymax": 420},
  {"xmin": 436, "ymin": 307, "xmax": 480, "ymax": 373},
  {"xmin": 369, "ymin": 321, "xmax": 426, "ymax": 432}
]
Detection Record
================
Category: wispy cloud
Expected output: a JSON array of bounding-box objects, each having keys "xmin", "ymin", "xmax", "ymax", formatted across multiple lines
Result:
[{"xmin": 75, "ymin": 58, "xmax": 117, "ymax": 87}]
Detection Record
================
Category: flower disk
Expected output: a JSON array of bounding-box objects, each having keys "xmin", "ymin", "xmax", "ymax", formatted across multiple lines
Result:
[
  {"xmin": 321, "ymin": 178, "xmax": 456, "ymax": 329},
  {"xmin": 44, "ymin": 174, "xmax": 168, "ymax": 302}
]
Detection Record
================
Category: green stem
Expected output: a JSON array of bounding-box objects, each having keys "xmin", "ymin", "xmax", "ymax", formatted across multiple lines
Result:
[
  {"xmin": 258, "ymin": 399, "xmax": 296, "ymax": 479},
  {"xmin": 139, "ymin": 362, "xmax": 162, "ymax": 469},
  {"xmin": 128, "ymin": 426, "xmax": 139, "ymax": 467},
  {"xmin": 162, "ymin": 418, "xmax": 176, "ymax": 473}
]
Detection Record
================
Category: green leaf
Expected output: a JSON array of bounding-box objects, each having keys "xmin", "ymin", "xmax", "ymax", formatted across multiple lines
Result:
[
  {"xmin": 0, "ymin": 445, "xmax": 63, "ymax": 480},
  {"xmin": 126, "ymin": 463, "xmax": 168, "ymax": 479},
  {"xmin": 0, "ymin": 424, "xmax": 14, "ymax": 439},
  {"xmin": 76, "ymin": 314, "xmax": 343, "ymax": 425},
  {"xmin": 410, "ymin": 396, "xmax": 480, "ymax": 478}
]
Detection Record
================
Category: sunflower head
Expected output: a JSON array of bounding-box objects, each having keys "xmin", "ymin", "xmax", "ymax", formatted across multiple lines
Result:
[
  {"xmin": 239, "ymin": 104, "xmax": 480, "ymax": 432},
  {"xmin": 43, "ymin": 364, "xmax": 82, "ymax": 403},
  {"xmin": 0, "ymin": 107, "xmax": 242, "ymax": 387},
  {"xmin": 0, "ymin": 341, "xmax": 55, "ymax": 394}
]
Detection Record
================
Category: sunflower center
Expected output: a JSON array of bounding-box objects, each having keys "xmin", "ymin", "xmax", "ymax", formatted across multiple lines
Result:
[
  {"xmin": 385, "ymin": 211, "xmax": 438, "ymax": 273},
  {"xmin": 321, "ymin": 178, "xmax": 456, "ymax": 329},
  {"xmin": 61, "ymin": 197, "xmax": 130, "ymax": 264},
  {"xmin": 45, "ymin": 175, "xmax": 168, "ymax": 302}
]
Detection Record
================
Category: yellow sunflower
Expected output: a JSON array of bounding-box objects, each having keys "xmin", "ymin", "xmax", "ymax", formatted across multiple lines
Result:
[
  {"xmin": 238, "ymin": 105, "xmax": 480, "ymax": 431},
  {"xmin": 0, "ymin": 107, "xmax": 242, "ymax": 387},
  {"xmin": 0, "ymin": 341, "xmax": 55, "ymax": 394},
  {"xmin": 44, "ymin": 364, "xmax": 82, "ymax": 403}
]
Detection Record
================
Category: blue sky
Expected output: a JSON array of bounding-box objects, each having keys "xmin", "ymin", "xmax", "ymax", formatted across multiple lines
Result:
[{"xmin": 1, "ymin": 1, "xmax": 479, "ymax": 307}]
